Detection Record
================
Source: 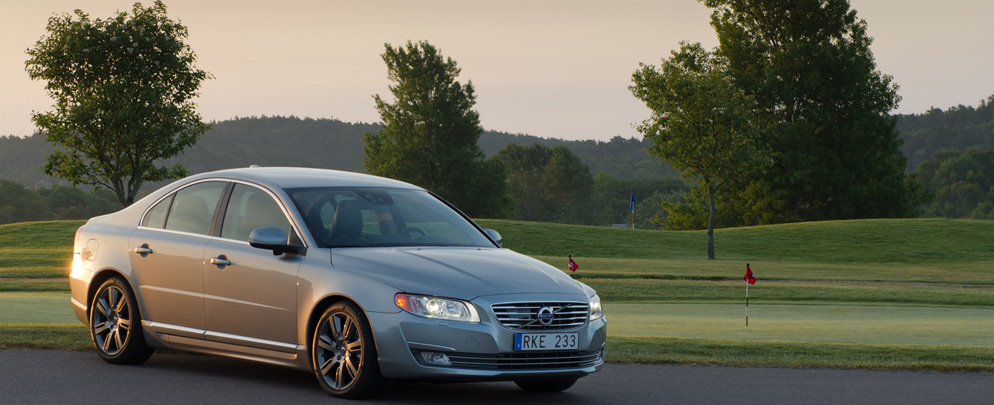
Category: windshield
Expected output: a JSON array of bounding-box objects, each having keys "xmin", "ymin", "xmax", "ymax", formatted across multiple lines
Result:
[{"xmin": 287, "ymin": 187, "xmax": 495, "ymax": 248}]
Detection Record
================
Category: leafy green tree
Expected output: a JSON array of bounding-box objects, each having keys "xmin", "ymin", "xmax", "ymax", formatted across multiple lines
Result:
[
  {"xmin": 896, "ymin": 95, "xmax": 994, "ymax": 171},
  {"xmin": 495, "ymin": 144, "xmax": 557, "ymax": 221},
  {"xmin": 494, "ymin": 144, "xmax": 596, "ymax": 224},
  {"xmin": 0, "ymin": 181, "xmax": 51, "ymax": 225},
  {"xmin": 916, "ymin": 147, "xmax": 994, "ymax": 218},
  {"xmin": 38, "ymin": 185, "xmax": 120, "ymax": 220},
  {"xmin": 590, "ymin": 173, "xmax": 689, "ymax": 227},
  {"xmin": 631, "ymin": 42, "xmax": 766, "ymax": 259},
  {"xmin": 703, "ymin": 0, "xmax": 924, "ymax": 223},
  {"xmin": 543, "ymin": 146, "xmax": 594, "ymax": 224},
  {"xmin": 25, "ymin": 1, "xmax": 210, "ymax": 207},
  {"xmin": 364, "ymin": 41, "xmax": 512, "ymax": 218}
]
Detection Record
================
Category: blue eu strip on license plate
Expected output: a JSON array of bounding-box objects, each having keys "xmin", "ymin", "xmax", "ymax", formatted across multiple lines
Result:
[{"xmin": 514, "ymin": 333, "xmax": 578, "ymax": 351}]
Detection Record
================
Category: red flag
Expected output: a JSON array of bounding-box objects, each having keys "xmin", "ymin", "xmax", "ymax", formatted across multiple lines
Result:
[
  {"xmin": 744, "ymin": 264, "xmax": 756, "ymax": 284},
  {"xmin": 568, "ymin": 255, "xmax": 579, "ymax": 272}
]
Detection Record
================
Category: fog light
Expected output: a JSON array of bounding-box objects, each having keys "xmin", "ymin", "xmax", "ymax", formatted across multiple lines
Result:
[{"xmin": 419, "ymin": 351, "xmax": 452, "ymax": 366}]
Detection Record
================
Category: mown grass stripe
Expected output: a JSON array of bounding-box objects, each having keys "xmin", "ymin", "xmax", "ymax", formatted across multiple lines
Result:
[
  {"xmin": 584, "ymin": 278, "xmax": 994, "ymax": 307},
  {"xmin": 607, "ymin": 336, "xmax": 994, "ymax": 372},
  {"xmin": 0, "ymin": 324, "xmax": 91, "ymax": 351}
]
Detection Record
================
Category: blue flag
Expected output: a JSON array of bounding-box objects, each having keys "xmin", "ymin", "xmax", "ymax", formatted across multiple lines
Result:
[{"xmin": 629, "ymin": 191, "xmax": 635, "ymax": 212}]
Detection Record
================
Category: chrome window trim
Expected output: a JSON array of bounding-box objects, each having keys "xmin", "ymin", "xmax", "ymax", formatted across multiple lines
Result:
[
  {"xmin": 137, "ymin": 178, "xmax": 309, "ymax": 248},
  {"xmin": 138, "ymin": 179, "xmax": 227, "ymax": 230},
  {"xmin": 133, "ymin": 226, "xmax": 217, "ymax": 241},
  {"xmin": 217, "ymin": 179, "xmax": 309, "ymax": 248}
]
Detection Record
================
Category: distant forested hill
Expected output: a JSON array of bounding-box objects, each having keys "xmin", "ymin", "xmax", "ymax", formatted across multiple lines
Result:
[
  {"xmin": 479, "ymin": 132, "xmax": 675, "ymax": 179},
  {"xmin": 896, "ymin": 95, "xmax": 994, "ymax": 171},
  {"xmin": 0, "ymin": 133, "xmax": 55, "ymax": 187},
  {"xmin": 0, "ymin": 116, "xmax": 676, "ymax": 188},
  {"xmin": 7, "ymin": 96, "xmax": 994, "ymax": 189}
]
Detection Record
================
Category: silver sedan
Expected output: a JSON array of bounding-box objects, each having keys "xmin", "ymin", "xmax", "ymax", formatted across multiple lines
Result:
[{"xmin": 69, "ymin": 167, "xmax": 606, "ymax": 398}]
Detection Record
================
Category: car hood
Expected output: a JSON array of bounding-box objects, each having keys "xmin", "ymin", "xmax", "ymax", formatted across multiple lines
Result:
[{"xmin": 330, "ymin": 247, "xmax": 585, "ymax": 300}]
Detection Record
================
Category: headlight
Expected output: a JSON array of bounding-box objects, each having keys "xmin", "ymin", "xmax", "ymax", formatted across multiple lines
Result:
[
  {"xmin": 589, "ymin": 294, "xmax": 604, "ymax": 321},
  {"xmin": 395, "ymin": 293, "xmax": 480, "ymax": 323}
]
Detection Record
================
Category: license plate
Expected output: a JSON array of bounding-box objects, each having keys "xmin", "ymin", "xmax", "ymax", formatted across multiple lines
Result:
[{"xmin": 514, "ymin": 333, "xmax": 578, "ymax": 351}]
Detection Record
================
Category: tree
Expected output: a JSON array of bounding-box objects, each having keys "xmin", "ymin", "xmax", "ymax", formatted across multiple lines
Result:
[
  {"xmin": 495, "ymin": 144, "xmax": 557, "ymax": 221},
  {"xmin": 25, "ymin": 1, "xmax": 210, "ymax": 207},
  {"xmin": 0, "ymin": 181, "xmax": 51, "ymax": 225},
  {"xmin": 494, "ymin": 143, "xmax": 595, "ymax": 224},
  {"xmin": 38, "ymin": 185, "xmax": 120, "ymax": 220},
  {"xmin": 364, "ymin": 41, "xmax": 512, "ymax": 218},
  {"xmin": 896, "ymin": 95, "xmax": 994, "ymax": 171},
  {"xmin": 916, "ymin": 147, "xmax": 994, "ymax": 218},
  {"xmin": 542, "ymin": 146, "xmax": 595, "ymax": 224},
  {"xmin": 590, "ymin": 173, "xmax": 688, "ymax": 227},
  {"xmin": 631, "ymin": 42, "xmax": 766, "ymax": 259},
  {"xmin": 703, "ymin": 0, "xmax": 924, "ymax": 223}
]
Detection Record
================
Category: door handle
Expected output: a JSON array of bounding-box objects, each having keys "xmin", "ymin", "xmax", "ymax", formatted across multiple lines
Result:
[
  {"xmin": 134, "ymin": 244, "xmax": 153, "ymax": 256},
  {"xmin": 210, "ymin": 255, "xmax": 232, "ymax": 267}
]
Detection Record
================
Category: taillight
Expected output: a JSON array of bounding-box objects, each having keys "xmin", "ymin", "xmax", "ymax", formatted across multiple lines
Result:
[{"xmin": 73, "ymin": 227, "xmax": 83, "ymax": 252}]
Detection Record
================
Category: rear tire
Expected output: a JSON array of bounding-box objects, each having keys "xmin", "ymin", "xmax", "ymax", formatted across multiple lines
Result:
[
  {"xmin": 514, "ymin": 377, "xmax": 578, "ymax": 393},
  {"xmin": 311, "ymin": 302, "xmax": 385, "ymax": 399},
  {"xmin": 89, "ymin": 277, "xmax": 154, "ymax": 365}
]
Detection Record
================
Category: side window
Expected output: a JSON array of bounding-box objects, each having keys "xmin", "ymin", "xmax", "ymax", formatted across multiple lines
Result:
[
  {"xmin": 164, "ymin": 182, "xmax": 226, "ymax": 235},
  {"xmin": 220, "ymin": 184, "xmax": 293, "ymax": 242},
  {"xmin": 142, "ymin": 194, "xmax": 174, "ymax": 228}
]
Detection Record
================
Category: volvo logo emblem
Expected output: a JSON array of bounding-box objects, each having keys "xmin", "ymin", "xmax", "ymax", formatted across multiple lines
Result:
[{"xmin": 537, "ymin": 306, "xmax": 555, "ymax": 326}]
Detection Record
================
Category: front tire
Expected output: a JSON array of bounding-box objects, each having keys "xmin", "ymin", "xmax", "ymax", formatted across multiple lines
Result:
[
  {"xmin": 89, "ymin": 277, "xmax": 154, "ymax": 365},
  {"xmin": 514, "ymin": 377, "xmax": 579, "ymax": 393},
  {"xmin": 311, "ymin": 302, "xmax": 385, "ymax": 399}
]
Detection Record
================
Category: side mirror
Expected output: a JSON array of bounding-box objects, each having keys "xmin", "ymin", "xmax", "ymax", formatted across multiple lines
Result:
[
  {"xmin": 249, "ymin": 227, "xmax": 306, "ymax": 256},
  {"xmin": 484, "ymin": 228, "xmax": 502, "ymax": 247}
]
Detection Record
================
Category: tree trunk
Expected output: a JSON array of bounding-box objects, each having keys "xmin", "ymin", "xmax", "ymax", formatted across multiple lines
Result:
[{"xmin": 707, "ymin": 187, "xmax": 716, "ymax": 260}]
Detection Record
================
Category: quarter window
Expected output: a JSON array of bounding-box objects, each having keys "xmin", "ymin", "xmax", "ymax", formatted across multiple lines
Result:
[{"xmin": 142, "ymin": 194, "xmax": 173, "ymax": 229}]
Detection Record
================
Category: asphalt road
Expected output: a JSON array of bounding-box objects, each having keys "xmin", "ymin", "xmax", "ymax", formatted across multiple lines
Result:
[{"xmin": 1, "ymin": 349, "xmax": 992, "ymax": 404}]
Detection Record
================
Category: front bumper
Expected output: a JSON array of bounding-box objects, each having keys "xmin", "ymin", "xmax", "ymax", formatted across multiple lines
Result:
[{"xmin": 367, "ymin": 293, "xmax": 607, "ymax": 380}]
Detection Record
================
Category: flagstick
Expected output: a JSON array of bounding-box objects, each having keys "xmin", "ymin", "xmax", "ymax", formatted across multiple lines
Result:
[{"xmin": 745, "ymin": 281, "xmax": 749, "ymax": 330}]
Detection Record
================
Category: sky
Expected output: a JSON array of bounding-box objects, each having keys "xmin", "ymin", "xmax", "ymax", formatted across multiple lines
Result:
[{"xmin": 2, "ymin": 0, "xmax": 993, "ymax": 141}]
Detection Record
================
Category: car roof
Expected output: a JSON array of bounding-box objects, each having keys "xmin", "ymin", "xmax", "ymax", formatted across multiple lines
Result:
[{"xmin": 184, "ymin": 167, "xmax": 423, "ymax": 190}]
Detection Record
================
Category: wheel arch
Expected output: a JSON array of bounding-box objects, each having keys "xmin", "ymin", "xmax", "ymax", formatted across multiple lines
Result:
[
  {"xmin": 305, "ymin": 294, "xmax": 381, "ymax": 361},
  {"xmin": 86, "ymin": 268, "xmax": 133, "ymax": 319}
]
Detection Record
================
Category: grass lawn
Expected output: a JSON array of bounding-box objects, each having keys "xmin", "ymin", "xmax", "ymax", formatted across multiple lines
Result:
[
  {"xmin": 606, "ymin": 302, "xmax": 994, "ymax": 347},
  {"xmin": 3, "ymin": 218, "xmax": 994, "ymax": 371},
  {"xmin": 0, "ymin": 221, "xmax": 80, "ymax": 280},
  {"xmin": 0, "ymin": 292, "xmax": 79, "ymax": 324},
  {"xmin": 583, "ymin": 278, "xmax": 994, "ymax": 306},
  {"xmin": 530, "ymin": 256, "xmax": 994, "ymax": 285},
  {"xmin": 477, "ymin": 218, "xmax": 994, "ymax": 266},
  {"xmin": 607, "ymin": 336, "xmax": 994, "ymax": 372}
]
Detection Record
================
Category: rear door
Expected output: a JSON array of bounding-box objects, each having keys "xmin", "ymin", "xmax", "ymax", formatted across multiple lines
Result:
[{"xmin": 128, "ymin": 181, "xmax": 227, "ymax": 338}]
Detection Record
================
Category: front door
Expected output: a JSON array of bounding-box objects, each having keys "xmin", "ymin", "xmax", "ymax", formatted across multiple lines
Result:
[{"xmin": 203, "ymin": 184, "xmax": 302, "ymax": 352}]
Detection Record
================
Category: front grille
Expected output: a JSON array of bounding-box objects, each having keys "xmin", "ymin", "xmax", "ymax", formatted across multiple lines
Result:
[
  {"xmin": 491, "ymin": 302, "xmax": 589, "ymax": 330},
  {"xmin": 421, "ymin": 350, "xmax": 602, "ymax": 370}
]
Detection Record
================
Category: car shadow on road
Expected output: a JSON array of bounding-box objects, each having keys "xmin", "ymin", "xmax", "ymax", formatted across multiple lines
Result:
[{"xmin": 141, "ymin": 351, "xmax": 595, "ymax": 404}]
